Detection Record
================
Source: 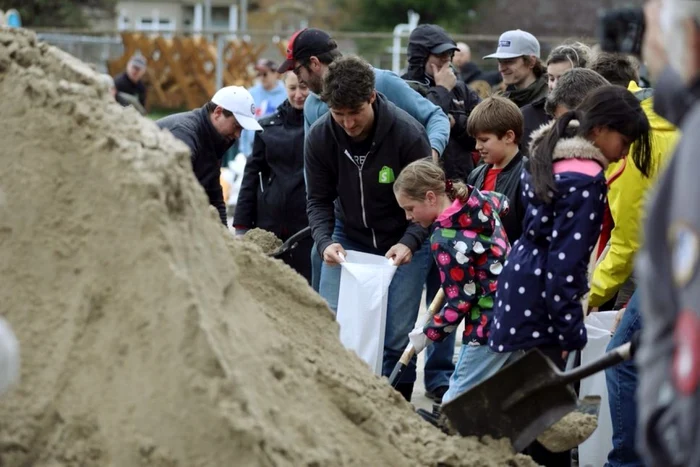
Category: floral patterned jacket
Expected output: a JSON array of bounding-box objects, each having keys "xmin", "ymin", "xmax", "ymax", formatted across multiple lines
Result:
[{"xmin": 425, "ymin": 187, "xmax": 511, "ymax": 345}]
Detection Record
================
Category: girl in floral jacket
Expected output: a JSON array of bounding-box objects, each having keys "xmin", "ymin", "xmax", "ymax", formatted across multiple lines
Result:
[{"xmin": 393, "ymin": 159, "xmax": 520, "ymax": 404}]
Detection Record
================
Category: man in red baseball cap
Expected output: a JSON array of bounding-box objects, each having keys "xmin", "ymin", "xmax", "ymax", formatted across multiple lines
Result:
[
  {"xmin": 278, "ymin": 28, "xmax": 449, "ymax": 163},
  {"xmin": 280, "ymin": 28, "xmax": 450, "ymax": 306}
]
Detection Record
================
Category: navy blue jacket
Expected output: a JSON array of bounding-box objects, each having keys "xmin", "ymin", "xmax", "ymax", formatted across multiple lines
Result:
[{"xmin": 489, "ymin": 122, "xmax": 608, "ymax": 352}]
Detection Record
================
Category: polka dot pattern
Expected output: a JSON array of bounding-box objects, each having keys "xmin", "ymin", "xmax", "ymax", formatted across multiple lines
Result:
[{"xmin": 487, "ymin": 171, "xmax": 603, "ymax": 353}]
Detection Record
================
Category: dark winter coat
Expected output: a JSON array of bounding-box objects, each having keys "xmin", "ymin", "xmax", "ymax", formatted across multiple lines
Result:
[
  {"xmin": 489, "ymin": 120, "xmax": 609, "ymax": 353},
  {"xmin": 520, "ymin": 96, "xmax": 551, "ymax": 156},
  {"xmin": 402, "ymin": 24, "xmax": 482, "ymax": 182},
  {"xmin": 467, "ymin": 152, "xmax": 526, "ymax": 244},
  {"xmin": 157, "ymin": 106, "xmax": 234, "ymax": 225},
  {"xmin": 305, "ymin": 93, "xmax": 431, "ymax": 256},
  {"xmin": 234, "ymin": 101, "xmax": 307, "ymax": 239},
  {"xmin": 114, "ymin": 72, "xmax": 147, "ymax": 107}
]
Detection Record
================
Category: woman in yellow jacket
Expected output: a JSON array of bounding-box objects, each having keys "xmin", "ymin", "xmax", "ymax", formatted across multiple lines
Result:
[
  {"xmin": 588, "ymin": 79, "xmax": 680, "ymax": 309},
  {"xmin": 588, "ymin": 76, "xmax": 678, "ymax": 467}
]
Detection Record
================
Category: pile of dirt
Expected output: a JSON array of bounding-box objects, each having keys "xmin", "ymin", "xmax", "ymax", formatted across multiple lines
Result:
[
  {"xmin": 242, "ymin": 228, "xmax": 283, "ymax": 255},
  {"xmin": 537, "ymin": 410, "xmax": 599, "ymax": 453},
  {"xmin": 0, "ymin": 28, "xmax": 536, "ymax": 466}
]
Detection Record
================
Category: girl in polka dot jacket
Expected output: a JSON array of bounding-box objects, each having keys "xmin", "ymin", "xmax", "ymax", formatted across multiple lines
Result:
[
  {"xmin": 489, "ymin": 86, "xmax": 653, "ymax": 365},
  {"xmin": 394, "ymin": 159, "xmax": 521, "ymax": 404}
]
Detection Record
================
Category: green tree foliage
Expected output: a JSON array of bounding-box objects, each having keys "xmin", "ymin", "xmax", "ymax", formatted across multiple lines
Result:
[
  {"xmin": 335, "ymin": 0, "xmax": 482, "ymax": 31},
  {"xmin": 0, "ymin": 0, "xmax": 116, "ymax": 27}
]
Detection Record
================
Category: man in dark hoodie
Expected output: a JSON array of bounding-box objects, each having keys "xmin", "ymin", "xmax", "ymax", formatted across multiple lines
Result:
[
  {"xmin": 305, "ymin": 56, "xmax": 433, "ymax": 402},
  {"xmin": 402, "ymin": 23, "xmax": 482, "ymax": 403},
  {"xmin": 402, "ymin": 24, "xmax": 482, "ymax": 182},
  {"xmin": 157, "ymin": 86, "xmax": 263, "ymax": 226}
]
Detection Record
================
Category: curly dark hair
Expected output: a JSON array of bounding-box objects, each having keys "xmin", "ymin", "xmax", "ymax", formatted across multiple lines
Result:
[{"xmin": 320, "ymin": 55, "xmax": 375, "ymax": 110}]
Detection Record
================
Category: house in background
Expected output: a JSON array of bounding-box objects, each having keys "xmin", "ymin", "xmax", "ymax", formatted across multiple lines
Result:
[{"xmin": 112, "ymin": 0, "xmax": 340, "ymax": 34}]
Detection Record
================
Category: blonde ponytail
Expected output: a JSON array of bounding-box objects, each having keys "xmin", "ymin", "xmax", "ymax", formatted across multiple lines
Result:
[
  {"xmin": 449, "ymin": 180, "xmax": 470, "ymax": 202},
  {"xmin": 394, "ymin": 159, "xmax": 471, "ymax": 202}
]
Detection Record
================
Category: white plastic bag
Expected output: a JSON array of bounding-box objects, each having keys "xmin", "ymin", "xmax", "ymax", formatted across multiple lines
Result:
[
  {"xmin": 578, "ymin": 310, "xmax": 617, "ymax": 467},
  {"xmin": 336, "ymin": 250, "xmax": 397, "ymax": 375}
]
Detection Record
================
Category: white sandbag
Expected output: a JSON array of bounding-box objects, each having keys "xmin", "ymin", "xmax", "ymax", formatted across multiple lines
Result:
[
  {"xmin": 336, "ymin": 251, "xmax": 397, "ymax": 375},
  {"xmin": 578, "ymin": 311, "xmax": 617, "ymax": 467}
]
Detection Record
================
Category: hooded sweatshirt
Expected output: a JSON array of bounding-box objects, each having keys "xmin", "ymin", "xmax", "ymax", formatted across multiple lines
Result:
[
  {"xmin": 425, "ymin": 188, "xmax": 510, "ymax": 346},
  {"xmin": 305, "ymin": 93, "xmax": 431, "ymax": 255},
  {"xmin": 588, "ymin": 81, "xmax": 680, "ymax": 307},
  {"xmin": 402, "ymin": 24, "xmax": 482, "ymax": 182}
]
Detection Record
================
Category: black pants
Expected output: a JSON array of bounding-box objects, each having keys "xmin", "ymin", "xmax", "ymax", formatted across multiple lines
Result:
[{"xmin": 522, "ymin": 346, "xmax": 572, "ymax": 467}]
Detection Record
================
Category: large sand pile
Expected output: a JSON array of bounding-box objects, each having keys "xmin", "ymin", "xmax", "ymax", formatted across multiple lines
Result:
[{"xmin": 0, "ymin": 28, "xmax": 536, "ymax": 466}]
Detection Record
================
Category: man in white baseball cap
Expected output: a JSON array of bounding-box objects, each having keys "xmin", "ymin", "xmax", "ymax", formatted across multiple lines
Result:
[
  {"xmin": 484, "ymin": 30, "xmax": 548, "ymax": 108},
  {"xmin": 157, "ymin": 86, "xmax": 262, "ymax": 225}
]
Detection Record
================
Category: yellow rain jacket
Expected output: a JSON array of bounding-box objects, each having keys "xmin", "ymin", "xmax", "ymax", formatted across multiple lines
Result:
[{"xmin": 589, "ymin": 81, "xmax": 680, "ymax": 307}]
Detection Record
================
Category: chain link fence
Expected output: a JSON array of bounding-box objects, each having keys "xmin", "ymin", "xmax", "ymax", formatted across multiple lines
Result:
[{"xmin": 35, "ymin": 28, "xmax": 589, "ymax": 77}]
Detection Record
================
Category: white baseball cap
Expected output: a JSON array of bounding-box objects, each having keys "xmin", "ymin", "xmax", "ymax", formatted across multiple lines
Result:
[
  {"xmin": 484, "ymin": 30, "xmax": 541, "ymax": 60},
  {"xmin": 211, "ymin": 86, "xmax": 263, "ymax": 131}
]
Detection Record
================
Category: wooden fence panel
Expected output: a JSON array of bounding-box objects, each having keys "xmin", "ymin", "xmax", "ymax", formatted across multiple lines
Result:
[{"xmin": 107, "ymin": 33, "xmax": 286, "ymax": 111}]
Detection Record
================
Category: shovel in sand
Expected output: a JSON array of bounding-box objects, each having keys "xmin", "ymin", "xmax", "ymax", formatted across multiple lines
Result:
[
  {"xmin": 268, "ymin": 226, "xmax": 312, "ymax": 259},
  {"xmin": 441, "ymin": 340, "xmax": 636, "ymax": 452},
  {"xmin": 388, "ymin": 288, "xmax": 445, "ymax": 387}
]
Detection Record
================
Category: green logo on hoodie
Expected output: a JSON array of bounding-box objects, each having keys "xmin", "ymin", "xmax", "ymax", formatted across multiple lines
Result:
[{"xmin": 379, "ymin": 166, "xmax": 395, "ymax": 184}]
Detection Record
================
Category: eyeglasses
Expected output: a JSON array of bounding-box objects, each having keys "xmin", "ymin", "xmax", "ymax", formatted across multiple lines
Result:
[
  {"xmin": 257, "ymin": 71, "xmax": 269, "ymax": 78},
  {"xmin": 293, "ymin": 63, "xmax": 307, "ymax": 76}
]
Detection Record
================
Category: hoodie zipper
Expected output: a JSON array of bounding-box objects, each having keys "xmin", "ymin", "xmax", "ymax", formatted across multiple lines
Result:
[{"xmin": 344, "ymin": 146, "xmax": 378, "ymax": 249}]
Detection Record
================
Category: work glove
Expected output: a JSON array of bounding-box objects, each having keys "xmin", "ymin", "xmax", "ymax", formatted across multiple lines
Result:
[
  {"xmin": 409, "ymin": 325, "xmax": 430, "ymax": 354},
  {"xmin": 0, "ymin": 317, "xmax": 19, "ymax": 396}
]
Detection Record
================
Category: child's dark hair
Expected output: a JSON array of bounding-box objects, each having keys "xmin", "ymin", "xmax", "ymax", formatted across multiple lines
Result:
[
  {"xmin": 530, "ymin": 85, "xmax": 652, "ymax": 203},
  {"xmin": 394, "ymin": 159, "xmax": 470, "ymax": 202}
]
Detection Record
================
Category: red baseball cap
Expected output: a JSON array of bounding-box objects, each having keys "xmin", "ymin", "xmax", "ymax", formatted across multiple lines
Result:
[{"xmin": 277, "ymin": 28, "xmax": 337, "ymax": 73}]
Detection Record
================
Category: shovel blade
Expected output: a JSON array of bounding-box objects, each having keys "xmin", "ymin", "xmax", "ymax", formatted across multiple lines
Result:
[{"xmin": 441, "ymin": 349, "xmax": 578, "ymax": 452}]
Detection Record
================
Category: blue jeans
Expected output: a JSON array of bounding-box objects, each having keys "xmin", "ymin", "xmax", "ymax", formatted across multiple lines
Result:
[
  {"xmin": 319, "ymin": 220, "xmax": 432, "ymax": 384},
  {"xmin": 424, "ymin": 263, "xmax": 456, "ymax": 392},
  {"xmin": 605, "ymin": 291, "xmax": 643, "ymax": 467},
  {"xmin": 442, "ymin": 343, "xmax": 521, "ymax": 404}
]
